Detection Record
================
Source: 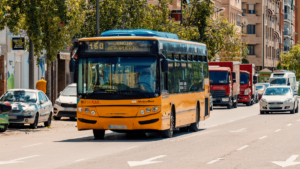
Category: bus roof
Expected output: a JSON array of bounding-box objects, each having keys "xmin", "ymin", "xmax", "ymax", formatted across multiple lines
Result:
[
  {"xmin": 78, "ymin": 36, "xmax": 206, "ymax": 47},
  {"xmin": 100, "ymin": 29, "xmax": 180, "ymax": 40}
]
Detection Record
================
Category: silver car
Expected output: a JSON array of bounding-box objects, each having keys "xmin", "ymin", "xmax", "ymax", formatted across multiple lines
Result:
[
  {"xmin": 260, "ymin": 86, "xmax": 298, "ymax": 114},
  {"xmin": 0, "ymin": 89, "xmax": 53, "ymax": 129},
  {"xmin": 53, "ymin": 83, "xmax": 77, "ymax": 120}
]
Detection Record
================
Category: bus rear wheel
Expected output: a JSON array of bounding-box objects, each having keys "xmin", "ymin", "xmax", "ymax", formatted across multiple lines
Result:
[
  {"xmin": 162, "ymin": 112, "xmax": 174, "ymax": 138},
  {"xmin": 93, "ymin": 129, "xmax": 105, "ymax": 139},
  {"xmin": 189, "ymin": 106, "xmax": 199, "ymax": 132}
]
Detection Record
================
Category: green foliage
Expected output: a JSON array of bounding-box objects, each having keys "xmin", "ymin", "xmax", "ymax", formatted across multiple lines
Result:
[
  {"xmin": 0, "ymin": 0, "xmax": 8, "ymax": 30},
  {"xmin": 242, "ymin": 58, "xmax": 249, "ymax": 64},
  {"xmin": 281, "ymin": 44, "xmax": 300, "ymax": 79},
  {"xmin": 1, "ymin": 0, "xmax": 86, "ymax": 63},
  {"xmin": 276, "ymin": 61, "xmax": 282, "ymax": 70}
]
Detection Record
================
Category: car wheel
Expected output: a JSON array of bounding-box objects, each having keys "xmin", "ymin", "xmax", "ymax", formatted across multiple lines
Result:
[
  {"xmin": 93, "ymin": 129, "xmax": 105, "ymax": 139},
  {"xmin": 162, "ymin": 111, "xmax": 175, "ymax": 138},
  {"xmin": 290, "ymin": 105, "xmax": 295, "ymax": 114},
  {"xmin": 0, "ymin": 124, "xmax": 8, "ymax": 132},
  {"xmin": 44, "ymin": 113, "xmax": 52, "ymax": 127},
  {"xmin": 246, "ymin": 101, "xmax": 251, "ymax": 106},
  {"xmin": 233, "ymin": 101, "xmax": 238, "ymax": 108},
  {"xmin": 260, "ymin": 111, "xmax": 265, "ymax": 114},
  {"xmin": 227, "ymin": 101, "xmax": 232, "ymax": 109},
  {"xmin": 53, "ymin": 116, "xmax": 61, "ymax": 120},
  {"xmin": 296, "ymin": 104, "xmax": 299, "ymax": 113},
  {"xmin": 30, "ymin": 114, "xmax": 39, "ymax": 129},
  {"xmin": 189, "ymin": 106, "xmax": 200, "ymax": 132}
]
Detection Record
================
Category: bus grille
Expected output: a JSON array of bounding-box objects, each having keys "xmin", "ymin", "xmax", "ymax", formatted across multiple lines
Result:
[{"xmin": 211, "ymin": 90, "xmax": 226, "ymax": 97}]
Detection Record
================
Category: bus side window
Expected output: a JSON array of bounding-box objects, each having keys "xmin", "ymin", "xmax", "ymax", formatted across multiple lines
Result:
[
  {"xmin": 168, "ymin": 62, "xmax": 174, "ymax": 94},
  {"xmin": 162, "ymin": 72, "xmax": 168, "ymax": 91}
]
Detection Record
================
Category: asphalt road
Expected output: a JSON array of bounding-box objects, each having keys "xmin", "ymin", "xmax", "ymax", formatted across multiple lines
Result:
[{"xmin": 1, "ymin": 102, "xmax": 300, "ymax": 169}]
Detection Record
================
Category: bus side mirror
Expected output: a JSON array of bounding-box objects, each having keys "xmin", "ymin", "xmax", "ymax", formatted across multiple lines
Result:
[
  {"xmin": 253, "ymin": 77, "xmax": 257, "ymax": 84},
  {"xmin": 162, "ymin": 59, "xmax": 168, "ymax": 73}
]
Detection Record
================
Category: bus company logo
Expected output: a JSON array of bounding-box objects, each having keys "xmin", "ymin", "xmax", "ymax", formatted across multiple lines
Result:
[
  {"xmin": 138, "ymin": 100, "xmax": 154, "ymax": 103},
  {"xmin": 81, "ymin": 100, "xmax": 86, "ymax": 104}
]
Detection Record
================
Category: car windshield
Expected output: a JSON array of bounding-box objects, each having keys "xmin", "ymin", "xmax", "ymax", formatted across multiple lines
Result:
[
  {"xmin": 256, "ymin": 86, "xmax": 264, "ymax": 90},
  {"xmin": 209, "ymin": 71, "xmax": 229, "ymax": 85},
  {"xmin": 264, "ymin": 83, "xmax": 270, "ymax": 88},
  {"xmin": 240, "ymin": 73, "xmax": 249, "ymax": 84},
  {"xmin": 62, "ymin": 86, "xmax": 77, "ymax": 96},
  {"xmin": 0, "ymin": 91, "xmax": 37, "ymax": 103},
  {"xmin": 78, "ymin": 57, "xmax": 159, "ymax": 99},
  {"xmin": 269, "ymin": 78, "xmax": 287, "ymax": 86},
  {"xmin": 264, "ymin": 88, "xmax": 291, "ymax": 95}
]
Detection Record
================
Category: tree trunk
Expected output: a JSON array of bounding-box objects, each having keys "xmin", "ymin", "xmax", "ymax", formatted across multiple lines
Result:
[
  {"xmin": 29, "ymin": 33, "xmax": 34, "ymax": 89},
  {"xmin": 45, "ymin": 54, "xmax": 51, "ymax": 100}
]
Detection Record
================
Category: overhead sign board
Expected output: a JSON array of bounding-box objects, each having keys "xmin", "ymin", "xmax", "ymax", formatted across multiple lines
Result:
[{"xmin": 12, "ymin": 37, "xmax": 25, "ymax": 50}]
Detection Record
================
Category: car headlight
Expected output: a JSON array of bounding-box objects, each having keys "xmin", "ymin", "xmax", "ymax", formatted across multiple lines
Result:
[
  {"xmin": 55, "ymin": 100, "xmax": 61, "ymax": 106},
  {"xmin": 285, "ymin": 98, "xmax": 293, "ymax": 103},
  {"xmin": 261, "ymin": 98, "xmax": 267, "ymax": 103}
]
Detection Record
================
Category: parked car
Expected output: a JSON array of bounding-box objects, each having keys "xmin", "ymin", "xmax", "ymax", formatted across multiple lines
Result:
[
  {"xmin": 260, "ymin": 86, "xmax": 298, "ymax": 114},
  {"xmin": 0, "ymin": 89, "xmax": 53, "ymax": 129},
  {"xmin": 0, "ymin": 103, "xmax": 12, "ymax": 132},
  {"xmin": 54, "ymin": 83, "xmax": 77, "ymax": 120},
  {"xmin": 210, "ymin": 94, "xmax": 213, "ymax": 111},
  {"xmin": 255, "ymin": 84, "xmax": 266, "ymax": 100}
]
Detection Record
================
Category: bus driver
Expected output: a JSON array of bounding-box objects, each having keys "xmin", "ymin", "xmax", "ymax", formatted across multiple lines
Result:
[{"xmin": 138, "ymin": 68, "xmax": 155, "ymax": 92}]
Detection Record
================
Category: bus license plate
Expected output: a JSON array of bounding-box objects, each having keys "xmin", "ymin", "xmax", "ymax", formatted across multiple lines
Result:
[{"xmin": 109, "ymin": 125, "xmax": 127, "ymax": 129}]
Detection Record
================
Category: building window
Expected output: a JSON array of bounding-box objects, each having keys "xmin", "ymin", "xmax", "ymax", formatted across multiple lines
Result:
[
  {"xmin": 248, "ymin": 4, "xmax": 255, "ymax": 14},
  {"xmin": 247, "ymin": 25, "xmax": 255, "ymax": 34},
  {"xmin": 248, "ymin": 45, "xmax": 255, "ymax": 55}
]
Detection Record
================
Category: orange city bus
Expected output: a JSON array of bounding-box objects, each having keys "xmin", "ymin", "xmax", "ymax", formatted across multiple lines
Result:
[{"xmin": 73, "ymin": 30, "xmax": 210, "ymax": 139}]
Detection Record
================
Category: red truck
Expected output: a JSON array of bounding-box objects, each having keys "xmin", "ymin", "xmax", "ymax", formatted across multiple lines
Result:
[
  {"xmin": 238, "ymin": 64, "xmax": 257, "ymax": 106},
  {"xmin": 209, "ymin": 62, "xmax": 240, "ymax": 109}
]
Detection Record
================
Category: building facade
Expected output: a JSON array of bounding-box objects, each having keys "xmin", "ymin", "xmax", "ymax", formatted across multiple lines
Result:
[
  {"xmin": 242, "ymin": 0, "xmax": 280, "ymax": 71},
  {"xmin": 284, "ymin": 0, "xmax": 296, "ymax": 52}
]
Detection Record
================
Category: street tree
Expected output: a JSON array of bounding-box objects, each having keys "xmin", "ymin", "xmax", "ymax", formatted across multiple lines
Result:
[{"xmin": 281, "ymin": 44, "xmax": 300, "ymax": 79}]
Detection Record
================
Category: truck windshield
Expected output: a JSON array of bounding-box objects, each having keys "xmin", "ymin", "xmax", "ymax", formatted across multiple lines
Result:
[
  {"xmin": 78, "ymin": 57, "xmax": 159, "ymax": 100},
  {"xmin": 269, "ymin": 78, "xmax": 287, "ymax": 86},
  {"xmin": 240, "ymin": 73, "xmax": 249, "ymax": 84},
  {"xmin": 209, "ymin": 71, "xmax": 229, "ymax": 85}
]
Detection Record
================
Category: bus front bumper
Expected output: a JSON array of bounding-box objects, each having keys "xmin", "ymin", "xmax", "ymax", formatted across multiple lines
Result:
[{"xmin": 77, "ymin": 112, "xmax": 164, "ymax": 131}]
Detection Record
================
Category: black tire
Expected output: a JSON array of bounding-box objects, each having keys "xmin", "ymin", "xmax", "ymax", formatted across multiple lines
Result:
[
  {"xmin": 179, "ymin": 127, "xmax": 189, "ymax": 132},
  {"xmin": 53, "ymin": 116, "xmax": 61, "ymax": 120},
  {"xmin": 260, "ymin": 111, "xmax": 265, "ymax": 114},
  {"xmin": 290, "ymin": 105, "xmax": 295, "ymax": 114},
  {"xmin": 70, "ymin": 117, "xmax": 76, "ymax": 121},
  {"xmin": 162, "ymin": 111, "xmax": 175, "ymax": 138},
  {"xmin": 189, "ymin": 106, "xmax": 200, "ymax": 132},
  {"xmin": 246, "ymin": 101, "xmax": 251, "ymax": 106},
  {"xmin": 265, "ymin": 112, "xmax": 270, "ymax": 114},
  {"xmin": 233, "ymin": 101, "xmax": 238, "ymax": 108},
  {"xmin": 296, "ymin": 104, "xmax": 299, "ymax": 113},
  {"xmin": 0, "ymin": 124, "xmax": 8, "ymax": 132},
  {"xmin": 30, "ymin": 114, "xmax": 39, "ymax": 129},
  {"xmin": 227, "ymin": 102, "xmax": 232, "ymax": 109},
  {"xmin": 93, "ymin": 129, "xmax": 105, "ymax": 139},
  {"xmin": 44, "ymin": 113, "xmax": 52, "ymax": 127}
]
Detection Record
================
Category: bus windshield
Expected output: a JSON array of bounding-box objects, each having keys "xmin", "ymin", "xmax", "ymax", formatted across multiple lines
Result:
[
  {"xmin": 209, "ymin": 71, "xmax": 229, "ymax": 85},
  {"xmin": 269, "ymin": 78, "xmax": 287, "ymax": 86},
  {"xmin": 78, "ymin": 57, "xmax": 159, "ymax": 99},
  {"xmin": 240, "ymin": 73, "xmax": 249, "ymax": 84}
]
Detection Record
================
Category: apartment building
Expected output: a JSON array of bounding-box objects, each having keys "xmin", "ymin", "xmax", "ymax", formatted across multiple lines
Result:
[
  {"xmin": 284, "ymin": 0, "xmax": 296, "ymax": 52},
  {"xmin": 242, "ymin": 0, "xmax": 280, "ymax": 71},
  {"xmin": 221, "ymin": 0, "xmax": 242, "ymax": 30}
]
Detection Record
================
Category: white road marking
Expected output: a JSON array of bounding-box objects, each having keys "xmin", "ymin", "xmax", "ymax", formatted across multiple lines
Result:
[
  {"xmin": 75, "ymin": 158, "xmax": 87, "ymax": 162},
  {"xmin": 127, "ymin": 155, "xmax": 166, "ymax": 167},
  {"xmin": 259, "ymin": 136, "xmax": 268, "ymax": 140},
  {"xmin": 210, "ymin": 125, "xmax": 218, "ymax": 127},
  {"xmin": 176, "ymin": 130, "xmax": 216, "ymax": 141},
  {"xmin": 228, "ymin": 120, "xmax": 235, "ymax": 122},
  {"xmin": 0, "ymin": 155, "xmax": 40, "ymax": 165},
  {"xmin": 272, "ymin": 155, "xmax": 300, "ymax": 168},
  {"xmin": 237, "ymin": 145, "xmax": 249, "ymax": 151},
  {"xmin": 275, "ymin": 129, "xmax": 281, "ymax": 132},
  {"xmin": 287, "ymin": 124, "xmax": 292, "ymax": 126},
  {"xmin": 230, "ymin": 128, "xmax": 246, "ymax": 133},
  {"xmin": 297, "ymin": 119, "xmax": 300, "ymax": 121},
  {"xmin": 73, "ymin": 135, "xmax": 90, "ymax": 139},
  {"xmin": 126, "ymin": 146, "xmax": 138, "ymax": 150},
  {"xmin": 23, "ymin": 143, "xmax": 42, "ymax": 148},
  {"xmin": 207, "ymin": 158, "xmax": 223, "ymax": 164}
]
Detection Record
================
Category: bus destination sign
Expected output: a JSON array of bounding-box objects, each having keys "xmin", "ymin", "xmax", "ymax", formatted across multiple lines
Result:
[{"xmin": 84, "ymin": 40, "xmax": 151, "ymax": 53}]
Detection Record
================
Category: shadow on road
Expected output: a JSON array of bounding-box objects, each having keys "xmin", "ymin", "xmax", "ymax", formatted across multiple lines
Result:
[{"xmin": 55, "ymin": 128, "xmax": 206, "ymax": 143}]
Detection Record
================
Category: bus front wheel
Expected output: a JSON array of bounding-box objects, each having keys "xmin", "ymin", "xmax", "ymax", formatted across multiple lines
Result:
[
  {"xmin": 162, "ymin": 112, "xmax": 175, "ymax": 138},
  {"xmin": 93, "ymin": 129, "xmax": 105, "ymax": 139}
]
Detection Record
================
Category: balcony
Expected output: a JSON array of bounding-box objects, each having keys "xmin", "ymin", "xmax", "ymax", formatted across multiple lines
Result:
[
  {"xmin": 284, "ymin": 14, "xmax": 292, "ymax": 22},
  {"xmin": 243, "ymin": 34, "xmax": 262, "ymax": 44},
  {"xmin": 284, "ymin": 46, "xmax": 290, "ymax": 52},
  {"xmin": 284, "ymin": 0, "xmax": 292, "ymax": 7}
]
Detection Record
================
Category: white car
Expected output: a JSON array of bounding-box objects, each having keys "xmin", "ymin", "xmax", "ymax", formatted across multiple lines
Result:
[
  {"xmin": 0, "ymin": 89, "xmax": 53, "ymax": 129},
  {"xmin": 53, "ymin": 83, "xmax": 77, "ymax": 120},
  {"xmin": 260, "ymin": 86, "xmax": 298, "ymax": 114}
]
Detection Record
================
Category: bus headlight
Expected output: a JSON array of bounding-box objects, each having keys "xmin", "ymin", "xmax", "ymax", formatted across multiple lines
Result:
[
  {"xmin": 146, "ymin": 108, "xmax": 151, "ymax": 113},
  {"xmin": 152, "ymin": 107, "xmax": 159, "ymax": 112},
  {"xmin": 85, "ymin": 108, "xmax": 90, "ymax": 113},
  {"xmin": 78, "ymin": 107, "xmax": 83, "ymax": 112},
  {"xmin": 140, "ymin": 110, "xmax": 145, "ymax": 115},
  {"xmin": 91, "ymin": 110, "xmax": 95, "ymax": 115}
]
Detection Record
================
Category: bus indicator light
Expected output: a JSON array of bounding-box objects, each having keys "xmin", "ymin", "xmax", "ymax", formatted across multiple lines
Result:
[
  {"xmin": 146, "ymin": 108, "xmax": 151, "ymax": 113},
  {"xmin": 140, "ymin": 110, "xmax": 145, "ymax": 115}
]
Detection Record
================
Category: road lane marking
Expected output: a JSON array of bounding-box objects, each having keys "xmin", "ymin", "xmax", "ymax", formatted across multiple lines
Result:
[
  {"xmin": 230, "ymin": 128, "xmax": 246, "ymax": 133},
  {"xmin": 272, "ymin": 155, "xmax": 300, "ymax": 167},
  {"xmin": 259, "ymin": 136, "xmax": 267, "ymax": 140},
  {"xmin": 210, "ymin": 125, "xmax": 218, "ymax": 127},
  {"xmin": 297, "ymin": 119, "xmax": 300, "ymax": 121},
  {"xmin": 287, "ymin": 124, "xmax": 292, "ymax": 126},
  {"xmin": 23, "ymin": 143, "xmax": 42, "ymax": 148},
  {"xmin": 207, "ymin": 158, "xmax": 223, "ymax": 164},
  {"xmin": 237, "ymin": 145, "xmax": 249, "ymax": 151},
  {"xmin": 176, "ymin": 130, "xmax": 216, "ymax": 141},
  {"xmin": 228, "ymin": 120, "xmax": 235, "ymax": 122},
  {"xmin": 126, "ymin": 146, "xmax": 138, "ymax": 150},
  {"xmin": 275, "ymin": 129, "xmax": 281, "ymax": 132},
  {"xmin": 127, "ymin": 155, "xmax": 166, "ymax": 167},
  {"xmin": 75, "ymin": 158, "xmax": 87, "ymax": 162},
  {"xmin": 0, "ymin": 155, "xmax": 40, "ymax": 165}
]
